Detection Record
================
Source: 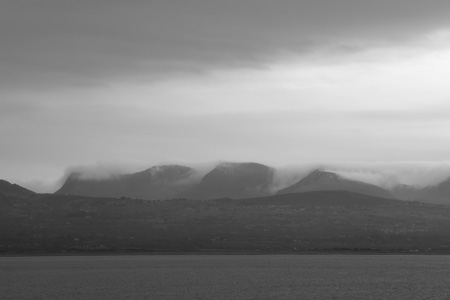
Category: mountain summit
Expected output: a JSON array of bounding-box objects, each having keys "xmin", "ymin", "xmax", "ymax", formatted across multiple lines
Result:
[
  {"xmin": 277, "ymin": 169, "xmax": 393, "ymax": 199},
  {"xmin": 181, "ymin": 162, "xmax": 275, "ymax": 199},
  {"xmin": 56, "ymin": 165, "xmax": 198, "ymax": 200}
]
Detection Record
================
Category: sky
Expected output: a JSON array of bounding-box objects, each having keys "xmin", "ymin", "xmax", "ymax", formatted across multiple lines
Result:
[{"xmin": 1, "ymin": 0, "xmax": 450, "ymax": 192}]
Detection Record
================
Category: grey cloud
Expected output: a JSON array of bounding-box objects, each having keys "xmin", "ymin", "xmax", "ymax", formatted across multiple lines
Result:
[
  {"xmin": 324, "ymin": 161, "xmax": 450, "ymax": 188},
  {"xmin": 2, "ymin": 0, "xmax": 450, "ymax": 88},
  {"xmin": 349, "ymin": 107, "xmax": 450, "ymax": 122},
  {"xmin": 271, "ymin": 161, "xmax": 450, "ymax": 193},
  {"xmin": 0, "ymin": 98, "xmax": 42, "ymax": 118},
  {"xmin": 15, "ymin": 179, "xmax": 60, "ymax": 194}
]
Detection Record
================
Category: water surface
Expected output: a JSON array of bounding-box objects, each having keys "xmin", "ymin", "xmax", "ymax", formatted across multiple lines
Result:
[{"xmin": 1, "ymin": 255, "xmax": 450, "ymax": 299}]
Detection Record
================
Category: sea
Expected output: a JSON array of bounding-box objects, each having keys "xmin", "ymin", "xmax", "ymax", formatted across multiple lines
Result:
[{"xmin": 1, "ymin": 255, "xmax": 450, "ymax": 299}]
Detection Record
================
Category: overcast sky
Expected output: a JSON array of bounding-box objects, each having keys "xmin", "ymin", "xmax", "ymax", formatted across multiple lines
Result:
[{"xmin": 2, "ymin": 0, "xmax": 450, "ymax": 192}]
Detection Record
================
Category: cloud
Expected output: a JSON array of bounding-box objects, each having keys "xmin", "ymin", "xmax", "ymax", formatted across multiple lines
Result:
[
  {"xmin": 1, "ymin": 1, "xmax": 450, "ymax": 187},
  {"xmin": 1, "ymin": 0, "xmax": 450, "ymax": 88},
  {"xmin": 14, "ymin": 179, "xmax": 60, "ymax": 194},
  {"xmin": 60, "ymin": 160, "xmax": 218, "ymax": 186},
  {"xmin": 270, "ymin": 164, "xmax": 319, "ymax": 193},
  {"xmin": 324, "ymin": 161, "xmax": 450, "ymax": 188},
  {"xmin": 63, "ymin": 162, "xmax": 146, "ymax": 181},
  {"xmin": 270, "ymin": 161, "xmax": 450, "ymax": 193},
  {"xmin": 2, "ymin": 43, "xmax": 450, "ymax": 188}
]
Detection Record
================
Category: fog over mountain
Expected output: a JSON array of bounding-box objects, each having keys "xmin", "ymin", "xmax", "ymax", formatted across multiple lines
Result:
[
  {"xmin": 182, "ymin": 162, "xmax": 275, "ymax": 200},
  {"xmin": 49, "ymin": 160, "xmax": 450, "ymax": 203},
  {"xmin": 13, "ymin": 160, "xmax": 447, "ymax": 196},
  {"xmin": 56, "ymin": 165, "xmax": 202, "ymax": 200},
  {"xmin": 57, "ymin": 161, "xmax": 450, "ymax": 191},
  {"xmin": 324, "ymin": 161, "xmax": 450, "ymax": 189}
]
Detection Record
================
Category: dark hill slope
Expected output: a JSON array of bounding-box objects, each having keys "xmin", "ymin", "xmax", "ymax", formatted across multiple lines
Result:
[
  {"xmin": 278, "ymin": 169, "xmax": 393, "ymax": 199},
  {"xmin": 0, "ymin": 179, "xmax": 36, "ymax": 198},
  {"xmin": 237, "ymin": 190, "xmax": 395, "ymax": 207},
  {"xmin": 3, "ymin": 190, "xmax": 450, "ymax": 254},
  {"xmin": 392, "ymin": 177, "xmax": 450, "ymax": 204},
  {"xmin": 419, "ymin": 177, "xmax": 450, "ymax": 204}
]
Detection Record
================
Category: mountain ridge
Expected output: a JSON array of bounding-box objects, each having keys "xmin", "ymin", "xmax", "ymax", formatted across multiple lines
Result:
[
  {"xmin": 56, "ymin": 165, "xmax": 198, "ymax": 200},
  {"xmin": 277, "ymin": 169, "xmax": 394, "ymax": 199},
  {"xmin": 393, "ymin": 177, "xmax": 450, "ymax": 204},
  {"xmin": 52, "ymin": 162, "xmax": 450, "ymax": 203},
  {"xmin": 181, "ymin": 162, "xmax": 275, "ymax": 199}
]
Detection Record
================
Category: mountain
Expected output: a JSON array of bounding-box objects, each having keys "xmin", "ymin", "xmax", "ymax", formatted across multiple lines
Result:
[
  {"xmin": 391, "ymin": 184, "xmax": 421, "ymax": 201},
  {"xmin": 51, "ymin": 162, "xmax": 450, "ymax": 202},
  {"xmin": 421, "ymin": 177, "xmax": 450, "ymax": 203},
  {"xmin": 0, "ymin": 179, "xmax": 36, "ymax": 198},
  {"xmin": 55, "ymin": 165, "xmax": 198, "ymax": 200},
  {"xmin": 182, "ymin": 162, "xmax": 275, "ymax": 199},
  {"xmin": 392, "ymin": 177, "xmax": 450, "ymax": 204},
  {"xmin": 277, "ymin": 169, "xmax": 394, "ymax": 199}
]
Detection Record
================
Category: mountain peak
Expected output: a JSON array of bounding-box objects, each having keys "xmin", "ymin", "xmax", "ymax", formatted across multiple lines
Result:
[
  {"xmin": 277, "ymin": 169, "xmax": 393, "ymax": 199},
  {"xmin": 182, "ymin": 162, "xmax": 274, "ymax": 199}
]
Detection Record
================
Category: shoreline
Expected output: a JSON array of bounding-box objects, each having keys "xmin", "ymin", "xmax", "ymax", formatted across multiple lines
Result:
[{"xmin": 2, "ymin": 249, "xmax": 450, "ymax": 257}]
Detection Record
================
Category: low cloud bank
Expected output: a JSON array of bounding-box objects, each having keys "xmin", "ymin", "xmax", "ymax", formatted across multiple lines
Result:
[
  {"xmin": 58, "ymin": 159, "xmax": 218, "ymax": 186},
  {"xmin": 270, "ymin": 163, "xmax": 319, "ymax": 193},
  {"xmin": 324, "ymin": 161, "xmax": 450, "ymax": 189},
  {"xmin": 64, "ymin": 162, "xmax": 145, "ymax": 181},
  {"xmin": 15, "ymin": 179, "xmax": 60, "ymax": 194},
  {"xmin": 270, "ymin": 161, "xmax": 450, "ymax": 192}
]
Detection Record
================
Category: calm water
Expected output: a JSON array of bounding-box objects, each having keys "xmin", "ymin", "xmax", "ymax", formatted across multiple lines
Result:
[{"xmin": 1, "ymin": 255, "xmax": 450, "ymax": 299}]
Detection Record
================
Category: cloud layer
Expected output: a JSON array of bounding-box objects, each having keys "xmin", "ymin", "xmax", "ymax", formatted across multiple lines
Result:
[
  {"xmin": 37, "ymin": 160, "xmax": 450, "ymax": 194},
  {"xmin": 2, "ymin": 0, "xmax": 450, "ymax": 88}
]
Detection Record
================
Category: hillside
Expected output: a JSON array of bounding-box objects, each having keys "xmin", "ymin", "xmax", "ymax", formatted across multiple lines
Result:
[
  {"xmin": 56, "ymin": 162, "xmax": 274, "ymax": 200},
  {"xmin": 54, "ymin": 163, "xmax": 450, "ymax": 203},
  {"xmin": 420, "ymin": 177, "xmax": 450, "ymax": 203},
  {"xmin": 182, "ymin": 162, "xmax": 275, "ymax": 199},
  {"xmin": 278, "ymin": 169, "xmax": 393, "ymax": 199},
  {"xmin": 56, "ymin": 165, "xmax": 198, "ymax": 200},
  {"xmin": 392, "ymin": 177, "xmax": 450, "ymax": 204},
  {"xmin": 0, "ymin": 180, "xmax": 36, "ymax": 198},
  {"xmin": 2, "ymin": 190, "xmax": 450, "ymax": 254}
]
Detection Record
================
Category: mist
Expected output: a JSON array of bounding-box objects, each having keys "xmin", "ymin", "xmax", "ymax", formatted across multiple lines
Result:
[
  {"xmin": 63, "ymin": 162, "xmax": 146, "ymax": 181},
  {"xmin": 323, "ymin": 161, "xmax": 450, "ymax": 188}
]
